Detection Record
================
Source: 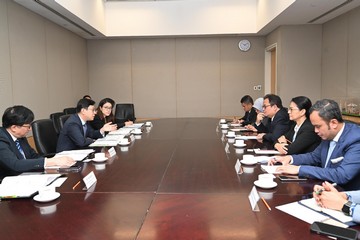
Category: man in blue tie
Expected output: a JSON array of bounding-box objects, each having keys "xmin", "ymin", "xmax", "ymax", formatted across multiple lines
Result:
[
  {"xmin": 56, "ymin": 98, "xmax": 117, "ymax": 152},
  {"xmin": 270, "ymin": 99, "xmax": 360, "ymax": 190},
  {"xmin": 0, "ymin": 106, "xmax": 75, "ymax": 180}
]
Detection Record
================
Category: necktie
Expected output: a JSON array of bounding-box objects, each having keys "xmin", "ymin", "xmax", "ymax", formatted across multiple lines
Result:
[
  {"xmin": 83, "ymin": 124, "xmax": 87, "ymax": 136},
  {"xmin": 15, "ymin": 140, "xmax": 26, "ymax": 159},
  {"xmin": 325, "ymin": 140, "xmax": 336, "ymax": 167}
]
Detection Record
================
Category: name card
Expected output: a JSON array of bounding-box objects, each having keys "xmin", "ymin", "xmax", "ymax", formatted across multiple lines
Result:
[
  {"xmin": 248, "ymin": 186, "xmax": 260, "ymax": 212},
  {"xmin": 221, "ymin": 135, "xmax": 225, "ymax": 142},
  {"xmin": 108, "ymin": 147, "xmax": 116, "ymax": 158},
  {"xmin": 130, "ymin": 134, "xmax": 135, "ymax": 142},
  {"xmin": 83, "ymin": 171, "xmax": 97, "ymax": 190},
  {"xmin": 234, "ymin": 159, "xmax": 242, "ymax": 174}
]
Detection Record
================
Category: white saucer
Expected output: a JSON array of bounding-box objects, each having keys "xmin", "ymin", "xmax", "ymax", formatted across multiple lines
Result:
[
  {"xmin": 230, "ymin": 129, "xmax": 242, "ymax": 132},
  {"xmin": 119, "ymin": 142, "xmax": 130, "ymax": 146},
  {"xmin": 221, "ymin": 126, "xmax": 229, "ymax": 129},
  {"xmin": 240, "ymin": 159, "xmax": 257, "ymax": 165},
  {"xmin": 92, "ymin": 157, "xmax": 108, "ymax": 163},
  {"xmin": 230, "ymin": 123, "xmax": 241, "ymax": 127},
  {"xmin": 226, "ymin": 134, "xmax": 236, "ymax": 138},
  {"xmin": 33, "ymin": 192, "xmax": 60, "ymax": 203},
  {"xmin": 133, "ymin": 132, "xmax": 142, "ymax": 135},
  {"xmin": 233, "ymin": 143, "xmax": 246, "ymax": 148},
  {"xmin": 254, "ymin": 180, "xmax": 277, "ymax": 189}
]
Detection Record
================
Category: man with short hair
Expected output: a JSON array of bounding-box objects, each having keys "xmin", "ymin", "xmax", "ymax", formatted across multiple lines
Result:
[
  {"xmin": 254, "ymin": 94, "xmax": 290, "ymax": 143},
  {"xmin": 234, "ymin": 95, "xmax": 257, "ymax": 126},
  {"xmin": 0, "ymin": 106, "xmax": 75, "ymax": 179},
  {"xmin": 56, "ymin": 98, "xmax": 116, "ymax": 152},
  {"xmin": 271, "ymin": 99, "xmax": 360, "ymax": 190}
]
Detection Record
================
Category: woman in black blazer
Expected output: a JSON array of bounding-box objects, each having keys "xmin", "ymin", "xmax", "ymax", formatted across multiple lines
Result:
[{"xmin": 274, "ymin": 96, "xmax": 321, "ymax": 155}]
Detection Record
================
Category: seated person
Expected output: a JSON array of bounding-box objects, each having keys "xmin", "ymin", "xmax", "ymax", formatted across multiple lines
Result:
[
  {"xmin": 313, "ymin": 181, "xmax": 360, "ymax": 223},
  {"xmin": 251, "ymin": 94, "xmax": 290, "ymax": 143},
  {"xmin": 0, "ymin": 106, "xmax": 75, "ymax": 180},
  {"xmin": 269, "ymin": 99, "xmax": 360, "ymax": 190},
  {"xmin": 89, "ymin": 98, "xmax": 131, "ymax": 130},
  {"xmin": 274, "ymin": 96, "xmax": 321, "ymax": 154},
  {"xmin": 233, "ymin": 95, "xmax": 257, "ymax": 126},
  {"xmin": 56, "ymin": 99, "xmax": 117, "ymax": 152}
]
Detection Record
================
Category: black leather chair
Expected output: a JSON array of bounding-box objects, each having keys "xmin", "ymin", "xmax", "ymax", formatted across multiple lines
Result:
[
  {"xmin": 31, "ymin": 119, "xmax": 58, "ymax": 157},
  {"xmin": 63, "ymin": 107, "xmax": 76, "ymax": 115},
  {"xmin": 59, "ymin": 114, "xmax": 71, "ymax": 132},
  {"xmin": 115, "ymin": 104, "xmax": 136, "ymax": 126},
  {"xmin": 50, "ymin": 112, "xmax": 65, "ymax": 135}
]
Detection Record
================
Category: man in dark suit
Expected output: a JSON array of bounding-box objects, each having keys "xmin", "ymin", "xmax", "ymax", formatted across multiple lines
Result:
[
  {"xmin": 233, "ymin": 95, "xmax": 257, "ymax": 126},
  {"xmin": 254, "ymin": 94, "xmax": 290, "ymax": 143},
  {"xmin": 0, "ymin": 106, "xmax": 75, "ymax": 180},
  {"xmin": 272, "ymin": 99, "xmax": 360, "ymax": 190},
  {"xmin": 56, "ymin": 98, "xmax": 116, "ymax": 152}
]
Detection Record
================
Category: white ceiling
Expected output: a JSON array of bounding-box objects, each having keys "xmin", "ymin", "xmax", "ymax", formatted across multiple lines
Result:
[{"xmin": 13, "ymin": 0, "xmax": 360, "ymax": 39}]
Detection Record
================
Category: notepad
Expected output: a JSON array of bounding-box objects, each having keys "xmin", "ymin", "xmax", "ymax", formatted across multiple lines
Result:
[
  {"xmin": 0, "ymin": 174, "xmax": 62, "ymax": 199},
  {"xmin": 261, "ymin": 165, "xmax": 282, "ymax": 174}
]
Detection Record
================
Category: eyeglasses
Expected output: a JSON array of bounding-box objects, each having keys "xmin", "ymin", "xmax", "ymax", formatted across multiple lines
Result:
[
  {"xmin": 102, "ymin": 106, "xmax": 113, "ymax": 110},
  {"xmin": 262, "ymin": 104, "xmax": 271, "ymax": 109},
  {"xmin": 87, "ymin": 108, "xmax": 97, "ymax": 113},
  {"xmin": 288, "ymin": 107, "xmax": 299, "ymax": 112}
]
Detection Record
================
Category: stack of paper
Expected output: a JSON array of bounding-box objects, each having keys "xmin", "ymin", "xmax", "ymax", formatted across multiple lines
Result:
[
  {"xmin": 55, "ymin": 149, "xmax": 94, "ymax": 161},
  {"xmin": 108, "ymin": 128, "xmax": 134, "ymax": 135},
  {"xmin": 261, "ymin": 165, "xmax": 282, "ymax": 174},
  {"xmin": 89, "ymin": 134, "xmax": 125, "ymax": 147},
  {"xmin": 254, "ymin": 149, "xmax": 281, "ymax": 155},
  {"xmin": 124, "ymin": 123, "xmax": 144, "ymax": 129}
]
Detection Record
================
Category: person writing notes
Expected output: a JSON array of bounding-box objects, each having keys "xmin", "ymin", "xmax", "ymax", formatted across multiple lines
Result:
[
  {"xmin": 269, "ymin": 99, "xmax": 360, "ymax": 190},
  {"xmin": 274, "ymin": 96, "xmax": 321, "ymax": 154},
  {"xmin": 252, "ymin": 94, "xmax": 290, "ymax": 143},
  {"xmin": 313, "ymin": 181, "xmax": 360, "ymax": 223},
  {"xmin": 0, "ymin": 106, "xmax": 75, "ymax": 180},
  {"xmin": 233, "ymin": 95, "xmax": 257, "ymax": 126},
  {"xmin": 56, "ymin": 98, "xmax": 117, "ymax": 152}
]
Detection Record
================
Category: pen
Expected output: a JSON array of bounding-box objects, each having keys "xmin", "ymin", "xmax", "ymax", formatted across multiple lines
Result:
[
  {"xmin": 314, "ymin": 183, "xmax": 337, "ymax": 195},
  {"xmin": 72, "ymin": 180, "xmax": 81, "ymax": 190},
  {"xmin": 261, "ymin": 197, "xmax": 271, "ymax": 211}
]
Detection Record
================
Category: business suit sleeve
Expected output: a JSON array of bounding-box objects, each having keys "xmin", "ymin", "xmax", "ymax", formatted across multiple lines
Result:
[
  {"xmin": 263, "ymin": 109, "xmax": 290, "ymax": 142},
  {"xmin": 66, "ymin": 121, "xmax": 94, "ymax": 148},
  {"xmin": 285, "ymin": 121, "xmax": 320, "ymax": 154},
  {"xmin": 89, "ymin": 115, "xmax": 104, "ymax": 130}
]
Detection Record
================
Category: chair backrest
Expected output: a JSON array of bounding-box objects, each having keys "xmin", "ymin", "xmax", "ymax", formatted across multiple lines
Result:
[
  {"xmin": 63, "ymin": 107, "xmax": 76, "ymax": 115},
  {"xmin": 115, "ymin": 103, "xmax": 136, "ymax": 121},
  {"xmin": 31, "ymin": 119, "xmax": 58, "ymax": 156},
  {"xmin": 50, "ymin": 112, "xmax": 65, "ymax": 134},
  {"xmin": 59, "ymin": 114, "xmax": 71, "ymax": 132}
]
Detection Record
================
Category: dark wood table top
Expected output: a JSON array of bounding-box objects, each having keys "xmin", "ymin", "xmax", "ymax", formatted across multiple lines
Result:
[{"xmin": 0, "ymin": 118, "xmax": 357, "ymax": 239}]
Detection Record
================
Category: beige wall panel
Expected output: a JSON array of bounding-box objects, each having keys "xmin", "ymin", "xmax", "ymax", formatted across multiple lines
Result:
[
  {"xmin": 220, "ymin": 37, "xmax": 265, "ymax": 117},
  {"xmin": 88, "ymin": 40, "xmax": 132, "ymax": 104},
  {"xmin": 131, "ymin": 39, "xmax": 176, "ymax": 118},
  {"xmin": 347, "ymin": 7, "xmax": 360, "ymax": 99},
  {"xmin": 70, "ymin": 34, "xmax": 89, "ymax": 105},
  {"xmin": 176, "ymin": 38, "xmax": 221, "ymax": 117},
  {"xmin": 0, "ymin": 0, "xmax": 13, "ymax": 118},
  {"xmin": 45, "ymin": 22, "xmax": 73, "ymax": 114},
  {"xmin": 7, "ymin": 1, "xmax": 48, "ymax": 119},
  {"xmin": 321, "ymin": 15, "xmax": 348, "ymax": 101}
]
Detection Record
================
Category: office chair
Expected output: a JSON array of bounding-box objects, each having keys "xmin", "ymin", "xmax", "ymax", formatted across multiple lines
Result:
[
  {"xmin": 63, "ymin": 107, "xmax": 76, "ymax": 115},
  {"xmin": 115, "ymin": 104, "xmax": 136, "ymax": 125},
  {"xmin": 50, "ymin": 112, "xmax": 65, "ymax": 134},
  {"xmin": 31, "ymin": 119, "xmax": 58, "ymax": 157},
  {"xmin": 59, "ymin": 114, "xmax": 71, "ymax": 132}
]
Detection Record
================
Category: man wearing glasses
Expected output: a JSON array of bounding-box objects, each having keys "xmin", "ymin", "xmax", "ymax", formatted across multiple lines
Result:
[
  {"xmin": 0, "ymin": 106, "xmax": 75, "ymax": 179},
  {"xmin": 252, "ymin": 94, "xmax": 290, "ymax": 143},
  {"xmin": 56, "ymin": 98, "xmax": 116, "ymax": 152}
]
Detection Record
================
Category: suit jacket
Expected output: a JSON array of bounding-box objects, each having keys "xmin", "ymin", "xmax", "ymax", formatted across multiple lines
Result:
[
  {"xmin": 56, "ymin": 114, "xmax": 103, "ymax": 152},
  {"xmin": 293, "ymin": 123, "xmax": 360, "ymax": 190},
  {"xmin": 0, "ymin": 128, "xmax": 44, "ymax": 180},
  {"xmin": 283, "ymin": 119, "xmax": 321, "ymax": 154},
  {"xmin": 255, "ymin": 107, "xmax": 291, "ymax": 143},
  {"xmin": 241, "ymin": 107, "xmax": 257, "ymax": 126}
]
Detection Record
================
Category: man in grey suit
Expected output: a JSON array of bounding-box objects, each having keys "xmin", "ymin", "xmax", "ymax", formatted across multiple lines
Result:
[
  {"xmin": 270, "ymin": 99, "xmax": 360, "ymax": 190},
  {"xmin": 56, "ymin": 98, "xmax": 116, "ymax": 152},
  {"xmin": 0, "ymin": 106, "xmax": 75, "ymax": 180}
]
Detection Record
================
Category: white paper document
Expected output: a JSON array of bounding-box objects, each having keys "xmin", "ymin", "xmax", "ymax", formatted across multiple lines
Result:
[
  {"xmin": 254, "ymin": 156, "xmax": 273, "ymax": 164},
  {"xmin": 89, "ymin": 135, "xmax": 125, "ymax": 147},
  {"xmin": 235, "ymin": 136, "xmax": 258, "ymax": 140},
  {"xmin": 124, "ymin": 123, "xmax": 144, "ymax": 129},
  {"xmin": 55, "ymin": 149, "xmax": 94, "ymax": 161},
  {"xmin": 254, "ymin": 149, "xmax": 281, "ymax": 155},
  {"xmin": 261, "ymin": 165, "xmax": 282, "ymax": 174},
  {"xmin": 108, "ymin": 128, "xmax": 133, "ymax": 135}
]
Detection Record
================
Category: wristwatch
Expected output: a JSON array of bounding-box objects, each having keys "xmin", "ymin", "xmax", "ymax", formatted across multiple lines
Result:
[{"xmin": 342, "ymin": 201, "xmax": 352, "ymax": 215}]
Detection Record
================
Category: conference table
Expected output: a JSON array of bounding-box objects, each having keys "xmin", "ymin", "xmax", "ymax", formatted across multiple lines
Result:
[{"xmin": 1, "ymin": 118, "xmax": 358, "ymax": 239}]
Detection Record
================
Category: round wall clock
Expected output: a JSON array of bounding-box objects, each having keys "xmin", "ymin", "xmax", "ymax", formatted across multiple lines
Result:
[{"xmin": 239, "ymin": 39, "xmax": 251, "ymax": 52}]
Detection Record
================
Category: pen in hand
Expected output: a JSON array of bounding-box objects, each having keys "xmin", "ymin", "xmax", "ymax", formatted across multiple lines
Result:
[{"xmin": 314, "ymin": 183, "xmax": 337, "ymax": 195}]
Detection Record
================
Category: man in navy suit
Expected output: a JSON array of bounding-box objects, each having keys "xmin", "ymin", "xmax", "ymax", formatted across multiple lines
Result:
[
  {"xmin": 253, "ymin": 94, "xmax": 290, "ymax": 143},
  {"xmin": 271, "ymin": 99, "xmax": 360, "ymax": 190},
  {"xmin": 56, "ymin": 98, "xmax": 117, "ymax": 152},
  {"xmin": 0, "ymin": 106, "xmax": 75, "ymax": 180}
]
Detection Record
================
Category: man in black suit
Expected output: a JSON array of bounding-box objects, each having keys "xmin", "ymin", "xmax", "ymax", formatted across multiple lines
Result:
[
  {"xmin": 254, "ymin": 94, "xmax": 291, "ymax": 143},
  {"xmin": 234, "ymin": 95, "xmax": 257, "ymax": 126},
  {"xmin": 56, "ymin": 99, "xmax": 116, "ymax": 152},
  {"xmin": 0, "ymin": 106, "xmax": 75, "ymax": 180}
]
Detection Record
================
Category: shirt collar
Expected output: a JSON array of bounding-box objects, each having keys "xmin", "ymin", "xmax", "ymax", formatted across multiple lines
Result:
[
  {"xmin": 333, "ymin": 123, "xmax": 345, "ymax": 143},
  {"xmin": 78, "ymin": 114, "xmax": 87, "ymax": 126},
  {"xmin": 6, "ymin": 129, "xmax": 18, "ymax": 142}
]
